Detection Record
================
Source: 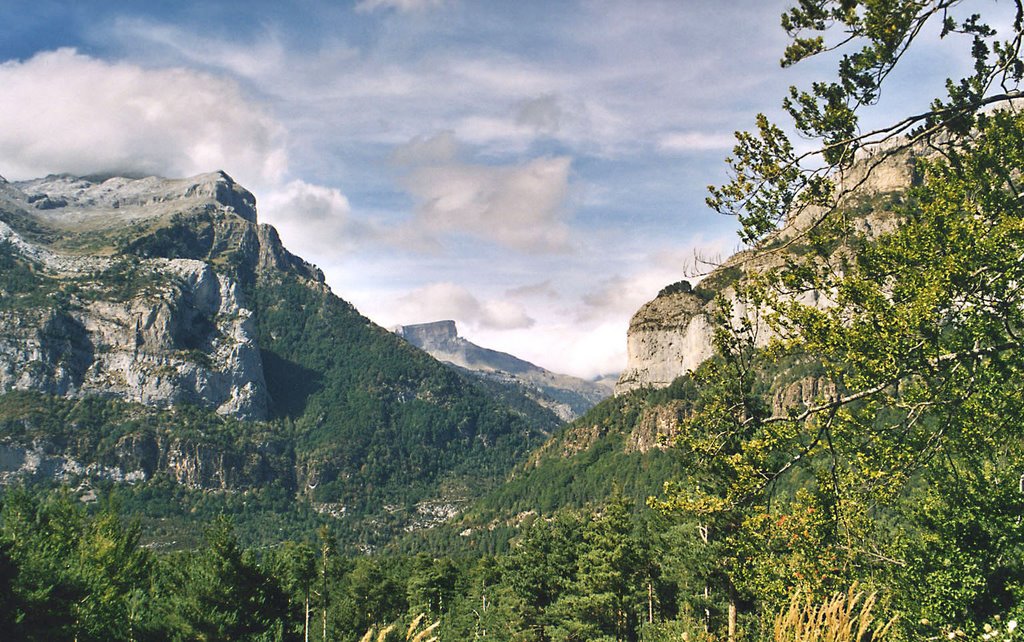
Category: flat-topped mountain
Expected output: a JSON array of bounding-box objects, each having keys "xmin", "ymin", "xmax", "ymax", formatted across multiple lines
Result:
[{"xmin": 395, "ymin": 320, "xmax": 612, "ymax": 421}]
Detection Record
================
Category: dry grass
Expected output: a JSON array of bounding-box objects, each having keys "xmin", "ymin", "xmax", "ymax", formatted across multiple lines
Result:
[
  {"xmin": 774, "ymin": 584, "xmax": 897, "ymax": 642},
  {"xmin": 359, "ymin": 614, "xmax": 438, "ymax": 642}
]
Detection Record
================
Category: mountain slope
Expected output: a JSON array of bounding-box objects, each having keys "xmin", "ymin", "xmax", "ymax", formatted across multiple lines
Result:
[
  {"xmin": 434, "ymin": 143, "xmax": 921, "ymax": 548},
  {"xmin": 0, "ymin": 171, "xmax": 547, "ymax": 547},
  {"xmin": 395, "ymin": 320, "xmax": 612, "ymax": 421}
]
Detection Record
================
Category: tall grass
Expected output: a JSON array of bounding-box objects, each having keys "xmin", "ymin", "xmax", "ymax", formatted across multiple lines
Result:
[
  {"xmin": 774, "ymin": 584, "xmax": 896, "ymax": 642},
  {"xmin": 359, "ymin": 614, "xmax": 439, "ymax": 642}
]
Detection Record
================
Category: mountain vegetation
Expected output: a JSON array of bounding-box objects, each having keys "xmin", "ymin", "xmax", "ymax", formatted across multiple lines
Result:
[
  {"xmin": 3, "ymin": 1, "xmax": 1024, "ymax": 640},
  {"xmin": 0, "ymin": 175, "xmax": 549, "ymax": 549}
]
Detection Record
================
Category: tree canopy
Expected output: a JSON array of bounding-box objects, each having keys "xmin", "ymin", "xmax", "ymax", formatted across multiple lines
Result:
[
  {"xmin": 657, "ymin": 1, "xmax": 1024, "ymax": 639},
  {"xmin": 709, "ymin": 0, "xmax": 1024, "ymax": 245}
]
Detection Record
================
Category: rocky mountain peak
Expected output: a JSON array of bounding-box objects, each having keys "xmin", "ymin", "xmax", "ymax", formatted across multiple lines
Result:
[
  {"xmin": 8, "ymin": 170, "xmax": 257, "ymax": 232},
  {"xmin": 395, "ymin": 320, "xmax": 612, "ymax": 421},
  {"xmin": 0, "ymin": 170, "xmax": 320, "ymax": 421},
  {"xmin": 394, "ymin": 320, "xmax": 458, "ymax": 351}
]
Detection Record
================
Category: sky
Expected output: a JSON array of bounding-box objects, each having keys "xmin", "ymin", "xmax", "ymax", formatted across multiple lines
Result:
[{"xmin": 0, "ymin": 0, "xmax": 990, "ymax": 379}]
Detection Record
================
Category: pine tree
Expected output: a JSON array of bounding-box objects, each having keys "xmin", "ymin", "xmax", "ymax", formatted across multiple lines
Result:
[
  {"xmin": 550, "ymin": 497, "xmax": 649, "ymax": 642},
  {"xmin": 168, "ymin": 515, "xmax": 289, "ymax": 641}
]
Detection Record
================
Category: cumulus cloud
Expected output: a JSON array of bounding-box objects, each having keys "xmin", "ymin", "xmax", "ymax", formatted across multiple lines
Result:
[
  {"xmin": 391, "ymin": 131, "xmax": 573, "ymax": 253},
  {"xmin": 259, "ymin": 180, "xmax": 384, "ymax": 256},
  {"xmin": 403, "ymin": 155, "xmax": 573, "ymax": 253},
  {"xmin": 396, "ymin": 282, "xmax": 535, "ymax": 330},
  {"xmin": 0, "ymin": 49, "xmax": 288, "ymax": 186}
]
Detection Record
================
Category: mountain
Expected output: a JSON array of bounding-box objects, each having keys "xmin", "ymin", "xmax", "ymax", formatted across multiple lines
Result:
[
  {"xmin": 0, "ymin": 171, "xmax": 547, "ymax": 547},
  {"xmin": 436, "ymin": 142, "xmax": 920, "ymax": 545},
  {"xmin": 394, "ymin": 320, "xmax": 613, "ymax": 421},
  {"xmin": 0, "ymin": 172, "xmax": 274, "ymax": 419},
  {"xmin": 615, "ymin": 140, "xmax": 915, "ymax": 394}
]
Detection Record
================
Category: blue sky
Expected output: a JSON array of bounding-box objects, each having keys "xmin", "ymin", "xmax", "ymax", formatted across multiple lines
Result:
[{"xmin": 0, "ymin": 0, "xmax": 989, "ymax": 378}]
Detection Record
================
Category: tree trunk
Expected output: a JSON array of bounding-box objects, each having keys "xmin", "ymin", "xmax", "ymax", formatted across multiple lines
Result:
[
  {"xmin": 648, "ymin": 581, "xmax": 654, "ymax": 624},
  {"xmin": 304, "ymin": 590, "xmax": 310, "ymax": 642},
  {"xmin": 699, "ymin": 522, "xmax": 711, "ymax": 633},
  {"xmin": 321, "ymin": 541, "xmax": 329, "ymax": 642},
  {"xmin": 727, "ymin": 582, "xmax": 738, "ymax": 642}
]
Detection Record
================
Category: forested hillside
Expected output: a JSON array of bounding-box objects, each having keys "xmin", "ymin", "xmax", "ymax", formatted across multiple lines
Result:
[
  {"xmin": 0, "ymin": 173, "xmax": 551, "ymax": 549},
  {"xmin": 3, "ymin": 1, "xmax": 1024, "ymax": 641}
]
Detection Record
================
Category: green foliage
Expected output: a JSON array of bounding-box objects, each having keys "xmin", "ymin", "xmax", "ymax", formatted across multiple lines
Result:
[
  {"xmin": 0, "ymin": 484, "xmax": 737, "ymax": 642},
  {"xmin": 461, "ymin": 379, "xmax": 695, "ymax": 531},
  {"xmin": 251, "ymin": 273, "xmax": 547, "ymax": 544},
  {"xmin": 120, "ymin": 212, "xmax": 216, "ymax": 260},
  {"xmin": 657, "ymin": 279, "xmax": 692, "ymax": 297},
  {"xmin": 162, "ymin": 516, "xmax": 289, "ymax": 641},
  {"xmin": 659, "ymin": 116, "xmax": 1024, "ymax": 637},
  {"xmin": 0, "ymin": 241, "xmax": 62, "ymax": 310},
  {"xmin": 662, "ymin": 4, "xmax": 1024, "ymax": 638},
  {"xmin": 0, "ymin": 489, "xmax": 161, "ymax": 641},
  {"xmin": 710, "ymin": 0, "xmax": 1024, "ymax": 246},
  {"xmin": 550, "ymin": 497, "xmax": 653, "ymax": 642}
]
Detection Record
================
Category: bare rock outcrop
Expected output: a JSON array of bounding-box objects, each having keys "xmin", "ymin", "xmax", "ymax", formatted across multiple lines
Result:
[
  {"xmin": 0, "ymin": 171, "xmax": 321, "ymax": 421},
  {"xmin": 615, "ymin": 142, "xmax": 919, "ymax": 395}
]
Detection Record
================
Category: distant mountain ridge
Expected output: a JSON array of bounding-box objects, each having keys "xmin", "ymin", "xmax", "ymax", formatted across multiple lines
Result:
[{"xmin": 394, "ymin": 320, "xmax": 613, "ymax": 421}]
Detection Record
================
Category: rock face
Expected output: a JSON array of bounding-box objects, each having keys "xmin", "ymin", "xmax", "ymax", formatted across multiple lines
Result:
[
  {"xmin": 395, "ymin": 320, "xmax": 613, "ymax": 421},
  {"xmin": 615, "ymin": 143, "xmax": 918, "ymax": 395},
  {"xmin": 616, "ymin": 284, "xmax": 715, "ymax": 393},
  {"xmin": 0, "ymin": 171, "xmax": 322, "ymax": 421},
  {"xmin": 0, "ymin": 432, "xmax": 290, "ymax": 489}
]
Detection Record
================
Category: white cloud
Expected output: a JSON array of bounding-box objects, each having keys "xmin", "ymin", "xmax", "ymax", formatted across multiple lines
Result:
[
  {"xmin": 404, "ymin": 155, "xmax": 573, "ymax": 253},
  {"xmin": 355, "ymin": 0, "xmax": 448, "ymax": 13},
  {"xmin": 0, "ymin": 49, "xmax": 288, "ymax": 187},
  {"xmin": 259, "ymin": 180, "xmax": 381, "ymax": 256},
  {"xmin": 395, "ymin": 282, "xmax": 535, "ymax": 330},
  {"xmin": 469, "ymin": 318, "xmax": 628, "ymax": 380},
  {"xmin": 658, "ymin": 130, "xmax": 736, "ymax": 153}
]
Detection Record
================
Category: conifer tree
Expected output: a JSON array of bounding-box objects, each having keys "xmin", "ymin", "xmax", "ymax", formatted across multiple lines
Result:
[{"xmin": 168, "ymin": 515, "xmax": 288, "ymax": 641}]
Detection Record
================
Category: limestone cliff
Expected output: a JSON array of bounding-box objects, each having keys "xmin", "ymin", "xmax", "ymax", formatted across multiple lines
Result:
[
  {"xmin": 0, "ymin": 171, "xmax": 322, "ymax": 421},
  {"xmin": 0, "ymin": 430, "xmax": 290, "ymax": 490},
  {"xmin": 615, "ymin": 142, "xmax": 918, "ymax": 394}
]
